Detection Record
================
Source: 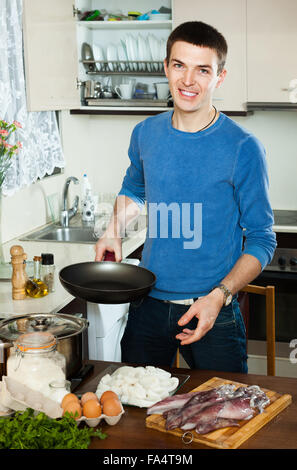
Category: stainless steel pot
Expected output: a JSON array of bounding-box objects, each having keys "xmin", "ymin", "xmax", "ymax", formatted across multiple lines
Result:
[{"xmin": 0, "ymin": 313, "xmax": 88, "ymax": 380}]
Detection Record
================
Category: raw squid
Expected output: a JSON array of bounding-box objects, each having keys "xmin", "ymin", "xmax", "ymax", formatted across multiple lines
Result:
[
  {"xmin": 148, "ymin": 384, "xmax": 270, "ymax": 435},
  {"xmin": 164, "ymin": 386, "xmax": 237, "ymax": 430},
  {"xmin": 195, "ymin": 418, "xmax": 239, "ymax": 434},
  {"xmin": 181, "ymin": 396, "xmax": 255, "ymax": 431},
  {"xmin": 147, "ymin": 384, "xmax": 236, "ymax": 416},
  {"xmin": 146, "ymin": 392, "xmax": 200, "ymax": 415}
]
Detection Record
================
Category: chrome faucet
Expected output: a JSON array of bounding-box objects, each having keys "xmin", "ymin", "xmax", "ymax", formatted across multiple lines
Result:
[{"xmin": 60, "ymin": 176, "xmax": 79, "ymax": 227}]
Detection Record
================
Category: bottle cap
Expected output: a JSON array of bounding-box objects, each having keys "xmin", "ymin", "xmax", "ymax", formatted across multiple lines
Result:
[{"xmin": 41, "ymin": 253, "xmax": 54, "ymax": 265}]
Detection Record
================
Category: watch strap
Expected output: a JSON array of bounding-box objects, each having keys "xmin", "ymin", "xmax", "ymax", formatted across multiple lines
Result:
[{"xmin": 212, "ymin": 283, "xmax": 233, "ymax": 306}]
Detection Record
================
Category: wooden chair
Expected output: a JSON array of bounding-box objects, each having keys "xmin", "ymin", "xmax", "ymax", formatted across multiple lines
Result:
[
  {"xmin": 173, "ymin": 284, "xmax": 276, "ymax": 376},
  {"xmin": 240, "ymin": 284, "xmax": 276, "ymax": 376}
]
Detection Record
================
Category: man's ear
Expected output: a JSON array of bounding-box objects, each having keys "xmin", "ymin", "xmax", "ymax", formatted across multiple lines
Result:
[
  {"xmin": 164, "ymin": 58, "xmax": 169, "ymax": 79},
  {"xmin": 215, "ymin": 68, "xmax": 227, "ymax": 89}
]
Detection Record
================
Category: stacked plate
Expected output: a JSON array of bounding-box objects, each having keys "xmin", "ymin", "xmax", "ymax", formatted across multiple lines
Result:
[{"xmin": 92, "ymin": 33, "xmax": 167, "ymax": 73}]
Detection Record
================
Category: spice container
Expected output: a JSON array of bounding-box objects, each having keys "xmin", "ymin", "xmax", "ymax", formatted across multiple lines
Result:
[
  {"xmin": 25, "ymin": 256, "xmax": 48, "ymax": 298},
  {"xmin": 7, "ymin": 331, "xmax": 66, "ymax": 401},
  {"xmin": 41, "ymin": 253, "xmax": 55, "ymax": 292}
]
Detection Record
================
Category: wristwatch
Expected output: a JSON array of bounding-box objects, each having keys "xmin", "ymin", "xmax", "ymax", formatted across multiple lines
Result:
[{"xmin": 212, "ymin": 284, "xmax": 233, "ymax": 306}]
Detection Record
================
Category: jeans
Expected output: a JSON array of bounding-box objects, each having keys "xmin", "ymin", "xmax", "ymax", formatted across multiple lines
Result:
[{"xmin": 121, "ymin": 296, "xmax": 248, "ymax": 373}]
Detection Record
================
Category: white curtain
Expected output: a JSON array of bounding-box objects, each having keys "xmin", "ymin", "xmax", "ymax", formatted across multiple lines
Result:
[{"xmin": 0, "ymin": 0, "xmax": 65, "ymax": 196}]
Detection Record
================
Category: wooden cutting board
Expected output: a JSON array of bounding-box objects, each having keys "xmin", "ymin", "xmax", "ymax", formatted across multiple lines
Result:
[{"xmin": 145, "ymin": 376, "xmax": 292, "ymax": 449}]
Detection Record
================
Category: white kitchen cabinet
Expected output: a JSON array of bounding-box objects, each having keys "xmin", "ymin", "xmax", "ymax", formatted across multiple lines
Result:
[
  {"xmin": 23, "ymin": 0, "xmax": 80, "ymax": 111},
  {"xmin": 247, "ymin": 0, "xmax": 297, "ymax": 103},
  {"xmin": 22, "ymin": 0, "xmax": 172, "ymax": 112},
  {"xmin": 172, "ymin": 0, "xmax": 247, "ymax": 112}
]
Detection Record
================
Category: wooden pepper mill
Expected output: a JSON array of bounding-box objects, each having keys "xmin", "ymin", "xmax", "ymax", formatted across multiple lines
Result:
[{"xmin": 10, "ymin": 245, "xmax": 27, "ymax": 300}]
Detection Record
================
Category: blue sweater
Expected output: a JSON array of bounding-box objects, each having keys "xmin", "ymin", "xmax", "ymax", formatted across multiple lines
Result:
[{"xmin": 119, "ymin": 111, "xmax": 276, "ymax": 300}]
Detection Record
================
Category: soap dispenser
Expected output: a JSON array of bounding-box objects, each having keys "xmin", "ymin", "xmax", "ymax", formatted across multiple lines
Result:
[{"xmin": 81, "ymin": 173, "xmax": 95, "ymax": 222}]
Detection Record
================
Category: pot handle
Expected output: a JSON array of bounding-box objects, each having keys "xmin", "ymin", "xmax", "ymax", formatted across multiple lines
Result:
[
  {"xmin": 104, "ymin": 250, "xmax": 116, "ymax": 262},
  {"xmin": 0, "ymin": 340, "xmax": 13, "ymax": 364}
]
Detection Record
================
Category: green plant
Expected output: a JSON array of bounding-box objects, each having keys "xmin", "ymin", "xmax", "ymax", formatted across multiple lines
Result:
[{"xmin": 0, "ymin": 408, "xmax": 107, "ymax": 449}]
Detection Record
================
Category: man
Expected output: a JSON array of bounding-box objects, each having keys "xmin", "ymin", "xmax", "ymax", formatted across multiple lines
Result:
[{"xmin": 95, "ymin": 21, "xmax": 276, "ymax": 373}]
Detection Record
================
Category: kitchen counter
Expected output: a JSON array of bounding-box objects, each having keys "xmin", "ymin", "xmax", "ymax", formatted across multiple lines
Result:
[
  {"xmin": 0, "ymin": 223, "xmax": 146, "ymax": 318},
  {"xmin": 273, "ymin": 209, "xmax": 297, "ymax": 233},
  {"xmin": 75, "ymin": 360, "xmax": 296, "ymax": 450}
]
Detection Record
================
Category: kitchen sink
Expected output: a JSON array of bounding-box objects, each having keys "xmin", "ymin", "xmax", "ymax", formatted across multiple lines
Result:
[
  {"xmin": 20, "ymin": 225, "xmax": 99, "ymax": 244},
  {"xmin": 20, "ymin": 215, "xmax": 146, "ymax": 244}
]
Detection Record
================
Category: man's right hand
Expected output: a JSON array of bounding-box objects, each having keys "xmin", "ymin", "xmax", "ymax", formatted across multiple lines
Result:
[{"xmin": 95, "ymin": 236, "xmax": 122, "ymax": 262}]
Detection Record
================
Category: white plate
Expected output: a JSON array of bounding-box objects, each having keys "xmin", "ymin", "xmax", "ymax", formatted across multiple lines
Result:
[
  {"xmin": 125, "ymin": 35, "xmax": 133, "ymax": 69},
  {"xmin": 149, "ymin": 34, "xmax": 159, "ymax": 70},
  {"xmin": 128, "ymin": 34, "xmax": 138, "ymax": 70},
  {"xmin": 160, "ymin": 39, "xmax": 167, "ymax": 62},
  {"xmin": 138, "ymin": 34, "xmax": 146, "ymax": 70},
  {"xmin": 148, "ymin": 34, "xmax": 155, "ymax": 62},
  {"xmin": 117, "ymin": 43, "xmax": 127, "ymax": 71},
  {"xmin": 107, "ymin": 43, "xmax": 118, "ymax": 71},
  {"xmin": 92, "ymin": 44, "xmax": 105, "ymax": 71}
]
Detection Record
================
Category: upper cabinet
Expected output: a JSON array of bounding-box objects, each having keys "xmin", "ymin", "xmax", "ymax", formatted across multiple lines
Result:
[
  {"xmin": 23, "ymin": 0, "xmax": 172, "ymax": 112},
  {"xmin": 247, "ymin": 0, "xmax": 297, "ymax": 103},
  {"xmin": 23, "ymin": 0, "xmax": 80, "ymax": 111},
  {"xmin": 22, "ymin": 0, "xmax": 297, "ymax": 113},
  {"xmin": 172, "ymin": 0, "xmax": 247, "ymax": 112}
]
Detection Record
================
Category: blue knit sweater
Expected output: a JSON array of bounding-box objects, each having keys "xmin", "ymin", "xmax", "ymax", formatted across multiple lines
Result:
[{"xmin": 119, "ymin": 111, "xmax": 276, "ymax": 300}]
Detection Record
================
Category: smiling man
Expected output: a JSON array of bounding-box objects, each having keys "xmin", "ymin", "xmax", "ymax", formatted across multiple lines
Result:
[{"xmin": 95, "ymin": 22, "xmax": 276, "ymax": 373}]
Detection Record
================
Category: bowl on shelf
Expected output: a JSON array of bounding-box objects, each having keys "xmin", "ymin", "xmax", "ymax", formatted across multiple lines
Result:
[{"xmin": 149, "ymin": 12, "xmax": 171, "ymax": 21}]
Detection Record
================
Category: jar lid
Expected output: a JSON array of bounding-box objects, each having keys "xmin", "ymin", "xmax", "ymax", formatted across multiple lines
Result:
[
  {"xmin": 0, "ymin": 313, "xmax": 88, "ymax": 342},
  {"xmin": 16, "ymin": 332, "xmax": 57, "ymax": 352},
  {"xmin": 41, "ymin": 253, "xmax": 54, "ymax": 265}
]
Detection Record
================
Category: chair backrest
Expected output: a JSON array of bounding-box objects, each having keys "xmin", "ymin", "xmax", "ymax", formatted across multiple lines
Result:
[{"xmin": 240, "ymin": 284, "xmax": 276, "ymax": 376}]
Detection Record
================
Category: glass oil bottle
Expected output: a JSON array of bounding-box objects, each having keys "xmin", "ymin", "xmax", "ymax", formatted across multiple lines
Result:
[{"xmin": 25, "ymin": 256, "xmax": 48, "ymax": 298}]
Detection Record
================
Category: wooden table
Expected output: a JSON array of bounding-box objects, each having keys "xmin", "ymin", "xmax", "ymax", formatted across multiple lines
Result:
[{"xmin": 75, "ymin": 360, "xmax": 296, "ymax": 450}]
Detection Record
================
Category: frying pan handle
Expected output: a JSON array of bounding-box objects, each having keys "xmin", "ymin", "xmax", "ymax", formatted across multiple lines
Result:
[{"xmin": 104, "ymin": 250, "xmax": 116, "ymax": 262}]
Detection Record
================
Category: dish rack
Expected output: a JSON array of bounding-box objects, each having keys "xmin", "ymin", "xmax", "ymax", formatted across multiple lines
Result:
[{"xmin": 82, "ymin": 60, "xmax": 165, "ymax": 75}]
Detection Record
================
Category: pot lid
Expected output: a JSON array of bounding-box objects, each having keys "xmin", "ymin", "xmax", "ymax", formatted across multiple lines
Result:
[{"xmin": 0, "ymin": 313, "xmax": 88, "ymax": 342}]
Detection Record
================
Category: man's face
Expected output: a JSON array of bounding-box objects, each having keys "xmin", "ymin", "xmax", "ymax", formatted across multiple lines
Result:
[{"xmin": 164, "ymin": 41, "xmax": 226, "ymax": 113}]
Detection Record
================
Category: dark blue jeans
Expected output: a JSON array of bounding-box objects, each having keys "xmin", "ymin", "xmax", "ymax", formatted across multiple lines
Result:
[{"xmin": 121, "ymin": 296, "xmax": 248, "ymax": 373}]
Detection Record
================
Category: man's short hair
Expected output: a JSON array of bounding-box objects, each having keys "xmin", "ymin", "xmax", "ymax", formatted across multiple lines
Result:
[{"xmin": 166, "ymin": 21, "xmax": 228, "ymax": 74}]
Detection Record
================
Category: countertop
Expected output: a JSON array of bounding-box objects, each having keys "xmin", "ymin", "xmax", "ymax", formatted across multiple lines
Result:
[
  {"xmin": 0, "ymin": 221, "xmax": 146, "ymax": 318},
  {"xmin": 273, "ymin": 209, "xmax": 297, "ymax": 233},
  {"xmin": 76, "ymin": 360, "xmax": 296, "ymax": 450}
]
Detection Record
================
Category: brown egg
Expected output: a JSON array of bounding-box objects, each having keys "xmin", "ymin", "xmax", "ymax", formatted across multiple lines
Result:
[
  {"xmin": 100, "ymin": 390, "xmax": 119, "ymax": 405},
  {"xmin": 81, "ymin": 392, "xmax": 99, "ymax": 406},
  {"xmin": 61, "ymin": 393, "xmax": 80, "ymax": 409},
  {"xmin": 102, "ymin": 397, "xmax": 122, "ymax": 416},
  {"xmin": 82, "ymin": 399, "xmax": 102, "ymax": 418},
  {"xmin": 63, "ymin": 401, "xmax": 82, "ymax": 420}
]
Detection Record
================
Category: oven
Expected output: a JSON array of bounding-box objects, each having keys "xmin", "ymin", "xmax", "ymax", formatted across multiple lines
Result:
[{"xmin": 246, "ymin": 211, "xmax": 297, "ymax": 377}]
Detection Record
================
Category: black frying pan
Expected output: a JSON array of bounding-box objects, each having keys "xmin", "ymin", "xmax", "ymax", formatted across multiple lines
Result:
[{"xmin": 59, "ymin": 261, "xmax": 156, "ymax": 304}]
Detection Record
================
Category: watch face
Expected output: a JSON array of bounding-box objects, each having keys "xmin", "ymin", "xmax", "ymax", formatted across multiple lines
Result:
[{"xmin": 225, "ymin": 294, "xmax": 232, "ymax": 306}]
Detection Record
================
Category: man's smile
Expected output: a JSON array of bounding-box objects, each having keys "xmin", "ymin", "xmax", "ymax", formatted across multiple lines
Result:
[{"xmin": 178, "ymin": 88, "xmax": 199, "ymax": 98}]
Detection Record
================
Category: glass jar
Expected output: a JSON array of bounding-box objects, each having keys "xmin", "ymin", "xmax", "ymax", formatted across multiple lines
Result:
[
  {"xmin": 41, "ymin": 253, "xmax": 55, "ymax": 293},
  {"xmin": 7, "ymin": 332, "xmax": 66, "ymax": 400},
  {"xmin": 49, "ymin": 379, "xmax": 71, "ymax": 403}
]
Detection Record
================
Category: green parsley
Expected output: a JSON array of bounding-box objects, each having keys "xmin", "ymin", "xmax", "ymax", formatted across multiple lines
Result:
[{"xmin": 0, "ymin": 408, "xmax": 107, "ymax": 449}]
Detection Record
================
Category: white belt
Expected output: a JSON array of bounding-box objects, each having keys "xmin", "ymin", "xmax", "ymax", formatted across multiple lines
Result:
[{"xmin": 165, "ymin": 298, "xmax": 198, "ymax": 306}]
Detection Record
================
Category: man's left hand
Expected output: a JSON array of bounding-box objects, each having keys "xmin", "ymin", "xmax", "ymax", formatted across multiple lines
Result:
[{"xmin": 175, "ymin": 289, "xmax": 225, "ymax": 345}]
